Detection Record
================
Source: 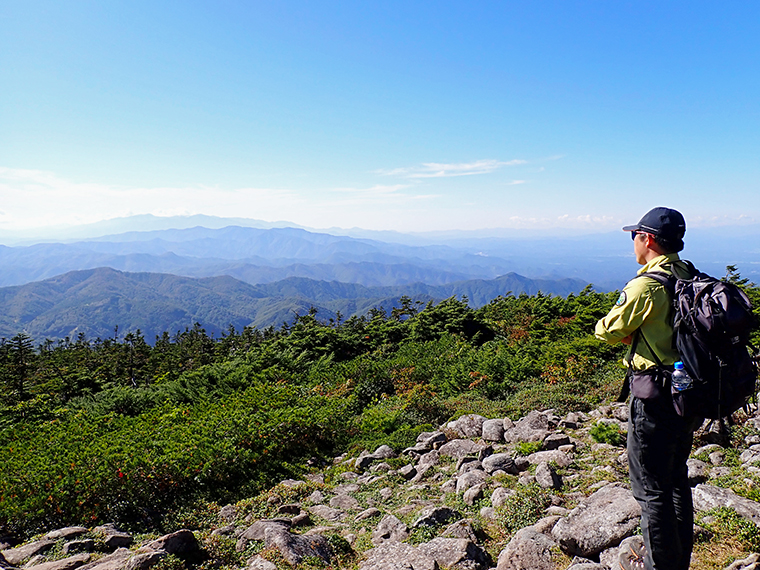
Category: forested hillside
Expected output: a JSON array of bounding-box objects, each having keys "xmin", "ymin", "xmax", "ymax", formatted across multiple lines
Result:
[
  {"xmin": 0, "ymin": 267, "xmax": 588, "ymax": 340},
  {"xmin": 1, "ymin": 271, "xmax": 757, "ymax": 546}
]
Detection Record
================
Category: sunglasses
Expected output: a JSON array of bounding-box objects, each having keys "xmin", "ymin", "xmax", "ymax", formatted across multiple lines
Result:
[{"xmin": 631, "ymin": 231, "xmax": 647, "ymax": 240}]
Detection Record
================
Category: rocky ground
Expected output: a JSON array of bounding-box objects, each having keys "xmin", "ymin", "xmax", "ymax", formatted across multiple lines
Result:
[{"xmin": 5, "ymin": 403, "xmax": 760, "ymax": 569}]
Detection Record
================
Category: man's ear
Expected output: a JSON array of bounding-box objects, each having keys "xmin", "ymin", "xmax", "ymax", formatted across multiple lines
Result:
[{"xmin": 644, "ymin": 233, "xmax": 663, "ymax": 253}]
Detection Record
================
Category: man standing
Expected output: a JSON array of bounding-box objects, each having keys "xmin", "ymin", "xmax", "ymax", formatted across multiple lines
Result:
[{"xmin": 595, "ymin": 207, "xmax": 702, "ymax": 570}]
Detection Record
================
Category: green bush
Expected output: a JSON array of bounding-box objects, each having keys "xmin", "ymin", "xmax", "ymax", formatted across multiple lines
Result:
[
  {"xmin": 589, "ymin": 421, "xmax": 626, "ymax": 447},
  {"xmin": 495, "ymin": 485, "xmax": 552, "ymax": 534}
]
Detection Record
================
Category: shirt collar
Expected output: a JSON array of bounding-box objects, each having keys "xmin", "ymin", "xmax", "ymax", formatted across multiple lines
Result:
[{"xmin": 637, "ymin": 253, "xmax": 681, "ymax": 275}]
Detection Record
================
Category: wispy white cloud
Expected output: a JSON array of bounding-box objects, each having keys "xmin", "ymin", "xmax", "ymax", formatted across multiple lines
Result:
[
  {"xmin": 506, "ymin": 180, "xmax": 527, "ymax": 186},
  {"xmin": 0, "ymin": 167, "xmax": 302, "ymax": 230},
  {"xmin": 328, "ymin": 184, "xmax": 438, "ymax": 205},
  {"xmin": 376, "ymin": 159, "xmax": 526, "ymax": 179}
]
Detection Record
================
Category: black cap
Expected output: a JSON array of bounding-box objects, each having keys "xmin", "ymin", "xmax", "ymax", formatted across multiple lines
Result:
[{"xmin": 623, "ymin": 207, "xmax": 686, "ymax": 242}]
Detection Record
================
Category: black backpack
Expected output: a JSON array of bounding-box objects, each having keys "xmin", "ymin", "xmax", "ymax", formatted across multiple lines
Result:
[{"xmin": 642, "ymin": 262, "xmax": 758, "ymax": 419}]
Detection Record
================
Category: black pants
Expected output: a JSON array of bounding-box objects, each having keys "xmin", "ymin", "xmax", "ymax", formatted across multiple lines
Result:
[{"xmin": 628, "ymin": 395, "xmax": 701, "ymax": 570}]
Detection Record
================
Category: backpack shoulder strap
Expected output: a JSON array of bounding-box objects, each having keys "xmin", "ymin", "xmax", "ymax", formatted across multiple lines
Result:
[{"xmin": 637, "ymin": 270, "xmax": 676, "ymax": 297}]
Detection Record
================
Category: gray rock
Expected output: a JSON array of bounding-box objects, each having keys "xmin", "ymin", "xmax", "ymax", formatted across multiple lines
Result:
[
  {"xmin": 247, "ymin": 555, "xmax": 277, "ymax": 570},
  {"xmin": 442, "ymin": 519, "xmax": 479, "ymax": 541},
  {"xmin": 126, "ymin": 551, "xmax": 166, "ymax": 570},
  {"xmin": 239, "ymin": 519, "xmax": 291, "ymax": 542},
  {"xmin": 441, "ymin": 479, "xmax": 458, "ymax": 493},
  {"xmin": 413, "ymin": 506, "xmax": 462, "ymax": 527},
  {"xmin": 741, "ymin": 449, "xmax": 760, "ymax": 466},
  {"xmin": 542, "ymin": 433, "xmax": 571, "ymax": 450},
  {"xmin": 309, "ymin": 504, "xmax": 345, "ymax": 522},
  {"xmin": 398, "ymin": 464, "xmax": 417, "ymax": 480},
  {"xmin": 143, "ymin": 530, "xmax": 198, "ymax": 556},
  {"xmin": 535, "ymin": 462, "xmax": 562, "ymax": 490},
  {"xmin": 708, "ymin": 450, "xmax": 726, "ymax": 465},
  {"xmin": 496, "ymin": 526, "xmax": 557, "ymax": 570},
  {"xmin": 463, "ymin": 484, "xmax": 485, "ymax": 506},
  {"xmin": 439, "ymin": 439, "xmax": 486, "ymax": 459},
  {"xmin": 103, "ymin": 532, "xmax": 133, "ymax": 550},
  {"xmin": 611, "ymin": 404, "xmax": 629, "ymax": 422},
  {"xmin": 62, "ymin": 540, "xmax": 95, "ymax": 555},
  {"xmin": 710, "ymin": 466, "xmax": 732, "ymax": 479},
  {"xmin": 356, "ymin": 445, "xmax": 397, "ymax": 469},
  {"xmin": 491, "ymin": 487, "xmax": 515, "ymax": 508},
  {"xmin": 566, "ymin": 562, "xmax": 606, "ymax": 570},
  {"xmin": 448, "ymin": 414, "xmax": 487, "ymax": 438},
  {"xmin": 419, "ymin": 431, "xmax": 449, "ymax": 449},
  {"xmin": 527, "ymin": 450, "xmax": 572, "ymax": 468},
  {"xmin": 23, "ymin": 553, "xmax": 91, "ymax": 570},
  {"xmin": 44, "ymin": 528, "xmax": 88, "ymax": 541},
  {"xmin": 504, "ymin": 410, "xmax": 550, "ymax": 444},
  {"xmin": 482, "ymin": 419, "xmax": 505, "ymax": 442},
  {"xmin": 687, "ymin": 458, "xmax": 709, "ymax": 486},
  {"xmin": 456, "ymin": 470, "xmax": 487, "ymax": 494},
  {"xmin": 418, "ymin": 449, "xmax": 441, "ymax": 468},
  {"xmin": 263, "ymin": 527, "xmax": 333, "ymax": 567},
  {"xmin": 725, "ymin": 553, "xmax": 760, "ymax": 570},
  {"xmin": 355, "ymin": 508, "xmax": 382, "ymax": 522},
  {"xmin": 482, "ymin": 453, "xmax": 518, "ymax": 475},
  {"xmin": 551, "ymin": 483, "xmax": 641, "ymax": 557},
  {"xmin": 291, "ymin": 513, "xmax": 311, "ymax": 527},
  {"xmin": 457, "ymin": 458, "xmax": 482, "ymax": 474},
  {"xmin": 411, "ymin": 463, "xmax": 434, "ymax": 483},
  {"xmin": 417, "ymin": 537, "xmax": 490, "ymax": 570},
  {"xmin": 372, "ymin": 514, "xmax": 409, "ymax": 545},
  {"xmin": 693, "ymin": 484, "xmax": 760, "ymax": 526},
  {"xmin": 359, "ymin": 541, "xmax": 437, "ymax": 570},
  {"xmin": 560, "ymin": 412, "xmax": 579, "ymax": 429},
  {"xmin": 77, "ymin": 548, "xmax": 132, "ymax": 570},
  {"xmin": 277, "ymin": 503, "xmax": 300, "ymax": 515},
  {"xmin": 2, "ymin": 539, "xmax": 56, "ymax": 566},
  {"xmin": 307, "ymin": 490, "xmax": 325, "ymax": 503},
  {"xmin": 330, "ymin": 494, "xmax": 360, "ymax": 510},
  {"xmin": 219, "ymin": 504, "xmax": 237, "ymax": 522}
]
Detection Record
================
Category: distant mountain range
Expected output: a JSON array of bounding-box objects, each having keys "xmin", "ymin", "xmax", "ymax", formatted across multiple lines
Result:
[
  {"xmin": 2, "ymin": 218, "xmax": 759, "ymax": 295},
  {"xmin": 0, "ymin": 215, "xmax": 757, "ymax": 341},
  {"xmin": 0, "ymin": 267, "xmax": 589, "ymax": 342}
]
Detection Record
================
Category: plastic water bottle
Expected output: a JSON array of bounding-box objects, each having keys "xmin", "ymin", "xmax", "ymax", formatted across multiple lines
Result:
[{"xmin": 671, "ymin": 361, "xmax": 693, "ymax": 391}]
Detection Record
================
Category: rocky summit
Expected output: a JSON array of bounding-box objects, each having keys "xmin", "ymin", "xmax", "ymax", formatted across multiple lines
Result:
[{"xmin": 4, "ymin": 404, "xmax": 760, "ymax": 569}]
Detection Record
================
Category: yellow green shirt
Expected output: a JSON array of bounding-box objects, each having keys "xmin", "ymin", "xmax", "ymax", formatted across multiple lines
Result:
[{"xmin": 595, "ymin": 253, "xmax": 692, "ymax": 371}]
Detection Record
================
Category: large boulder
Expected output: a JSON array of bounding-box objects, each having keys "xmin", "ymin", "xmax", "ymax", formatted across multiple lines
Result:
[
  {"xmin": 372, "ymin": 514, "xmax": 409, "ymax": 545},
  {"xmin": 439, "ymin": 439, "xmax": 486, "ymax": 459},
  {"xmin": 2, "ymin": 539, "xmax": 56, "ymax": 566},
  {"xmin": 44, "ymin": 528, "xmax": 88, "ymax": 541},
  {"xmin": 693, "ymin": 484, "xmax": 760, "ymax": 526},
  {"xmin": 482, "ymin": 419, "xmax": 505, "ymax": 442},
  {"xmin": 263, "ymin": 527, "xmax": 333, "ymax": 567},
  {"xmin": 23, "ymin": 553, "xmax": 91, "ymax": 570},
  {"xmin": 448, "ymin": 415, "xmax": 487, "ymax": 438},
  {"xmin": 504, "ymin": 411, "xmax": 550, "ymax": 444},
  {"xmin": 417, "ymin": 537, "xmax": 490, "ymax": 570},
  {"xmin": 482, "ymin": 453, "xmax": 519, "ymax": 475},
  {"xmin": 356, "ymin": 445, "xmax": 397, "ymax": 470},
  {"xmin": 359, "ymin": 541, "xmax": 437, "ymax": 570},
  {"xmin": 142, "ymin": 529, "xmax": 198, "ymax": 556},
  {"xmin": 413, "ymin": 506, "xmax": 462, "ymax": 528},
  {"xmin": 551, "ymin": 483, "xmax": 641, "ymax": 557},
  {"xmin": 496, "ymin": 527, "xmax": 557, "ymax": 570},
  {"xmin": 77, "ymin": 549, "xmax": 132, "ymax": 570}
]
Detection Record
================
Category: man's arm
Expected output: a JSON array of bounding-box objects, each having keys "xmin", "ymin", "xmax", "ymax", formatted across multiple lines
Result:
[{"xmin": 595, "ymin": 279, "xmax": 654, "ymax": 345}]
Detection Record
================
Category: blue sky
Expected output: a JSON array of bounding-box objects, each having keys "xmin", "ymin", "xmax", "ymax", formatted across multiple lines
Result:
[{"xmin": 1, "ymin": 1, "xmax": 759, "ymax": 233}]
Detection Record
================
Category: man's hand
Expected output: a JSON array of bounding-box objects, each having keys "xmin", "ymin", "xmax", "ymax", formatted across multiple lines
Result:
[{"xmin": 620, "ymin": 335, "xmax": 633, "ymax": 345}]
